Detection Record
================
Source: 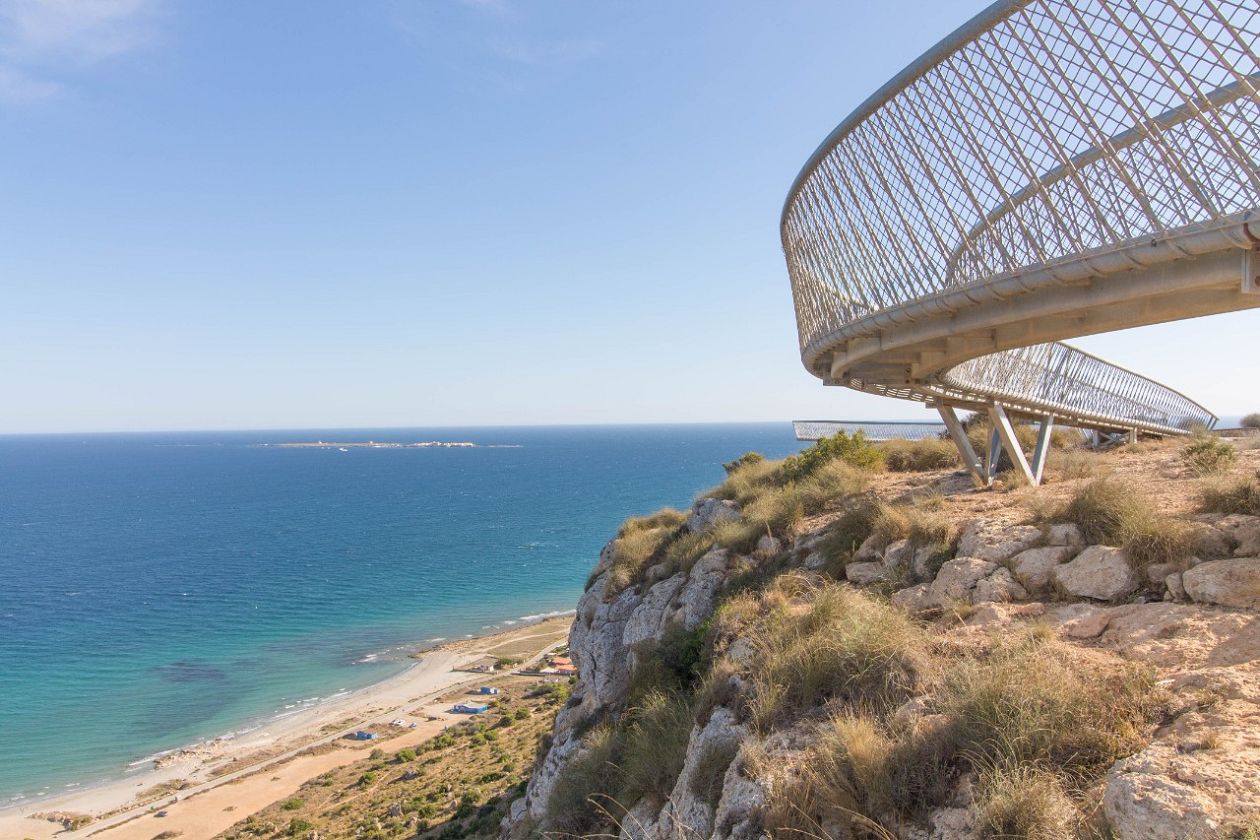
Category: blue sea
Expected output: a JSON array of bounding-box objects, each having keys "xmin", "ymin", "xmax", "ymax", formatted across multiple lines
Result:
[{"xmin": 0, "ymin": 424, "xmax": 805, "ymax": 804}]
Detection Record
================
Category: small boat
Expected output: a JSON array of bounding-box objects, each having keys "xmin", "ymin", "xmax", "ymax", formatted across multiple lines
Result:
[{"xmin": 338, "ymin": 447, "xmax": 349, "ymax": 452}]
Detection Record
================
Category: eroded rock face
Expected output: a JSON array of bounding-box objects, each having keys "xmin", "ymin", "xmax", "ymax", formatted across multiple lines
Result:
[
  {"xmin": 1104, "ymin": 768, "xmax": 1223, "ymax": 840},
  {"xmin": 688, "ymin": 498, "xmax": 741, "ymax": 533},
  {"xmin": 658, "ymin": 707, "xmax": 748, "ymax": 840},
  {"xmin": 1053, "ymin": 545, "xmax": 1138, "ymax": 601},
  {"xmin": 930, "ymin": 557, "xmax": 997, "ymax": 604},
  {"xmin": 1182, "ymin": 558, "xmax": 1260, "ymax": 610},
  {"xmin": 957, "ymin": 521, "xmax": 1043, "ymax": 563}
]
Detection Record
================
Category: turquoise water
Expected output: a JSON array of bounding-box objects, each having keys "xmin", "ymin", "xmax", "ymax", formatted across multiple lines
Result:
[{"xmin": 0, "ymin": 424, "xmax": 804, "ymax": 803}]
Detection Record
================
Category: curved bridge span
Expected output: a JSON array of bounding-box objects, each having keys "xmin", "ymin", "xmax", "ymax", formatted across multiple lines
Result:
[{"xmin": 781, "ymin": 0, "xmax": 1260, "ymax": 486}]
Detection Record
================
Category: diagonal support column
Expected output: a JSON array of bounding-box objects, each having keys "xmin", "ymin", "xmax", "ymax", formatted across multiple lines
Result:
[
  {"xmin": 937, "ymin": 404, "xmax": 987, "ymax": 488},
  {"xmin": 1030, "ymin": 413, "xmax": 1055, "ymax": 485},
  {"xmin": 988, "ymin": 403, "xmax": 1036, "ymax": 485}
]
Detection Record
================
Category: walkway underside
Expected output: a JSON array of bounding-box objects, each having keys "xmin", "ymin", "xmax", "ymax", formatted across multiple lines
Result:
[{"xmin": 780, "ymin": 0, "xmax": 1260, "ymax": 487}]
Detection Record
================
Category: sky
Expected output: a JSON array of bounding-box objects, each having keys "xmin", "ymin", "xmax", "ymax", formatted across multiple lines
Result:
[{"xmin": 1, "ymin": 0, "xmax": 1256, "ymax": 434}]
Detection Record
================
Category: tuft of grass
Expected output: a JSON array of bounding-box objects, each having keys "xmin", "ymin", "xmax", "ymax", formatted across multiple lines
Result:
[
  {"xmin": 1181, "ymin": 432, "xmax": 1237, "ymax": 475},
  {"xmin": 544, "ymin": 725, "xmax": 621, "ymax": 835},
  {"xmin": 664, "ymin": 530, "xmax": 716, "ymax": 574},
  {"xmin": 618, "ymin": 689, "xmax": 695, "ymax": 805},
  {"xmin": 743, "ymin": 579, "xmax": 931, "ymax": 729},
  {"xmin": 1055, "ymin": 478, "xmax": 1191, "ymax": 572},
  {"xmin": 604, "ymin": 508, "xmax": 688, "ymax": 595},
  {"xmin": 760, "ymin": 622, "xmax": 1160, "ymax": 834},
  {"xmin": 1200, "ymin": 471, "xmax": 1260, "ymax": 516},
  {"xmin": 881, "ymin": 437, "xmax": 960, "ymax": 472},
  {"xmin": 1046, "ymin": 447, "xmax": 1103, "ymax": 480},
  {"xmin": 797, "ymin": 458, "xmax": 870, "ymax": 513},
  {"xmin": 977, "ymin": 765, "xmax": 1078, "ymax": 840}
]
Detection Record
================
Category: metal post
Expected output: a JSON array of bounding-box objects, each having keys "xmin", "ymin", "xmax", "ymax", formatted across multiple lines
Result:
[
  {"xmin": 988, "ymin": 403, "xmax": 1036, "ymax": 485},
  {"xmin": 1030, "ymin": 413, "xmax": 1055, "ymax": 485},
  {"xmin": 937, "ymin": 404, "xmax": 987, "ymax": 488}
]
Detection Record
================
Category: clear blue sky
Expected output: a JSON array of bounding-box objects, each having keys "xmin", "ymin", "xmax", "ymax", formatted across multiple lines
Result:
[{"xmin": 1, "ymin": 1, "xmax": 1255, "ymax": 433}]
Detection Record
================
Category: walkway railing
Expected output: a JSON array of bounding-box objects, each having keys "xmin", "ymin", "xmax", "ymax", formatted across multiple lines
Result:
[{"xmin": 781, "ymin": 0, "xmax": 1260, "ymax": 485}]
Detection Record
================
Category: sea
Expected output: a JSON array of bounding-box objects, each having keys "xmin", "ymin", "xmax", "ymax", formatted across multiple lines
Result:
[{"xmin": 0, "ymin": 423, "xmax": 806, "ymax": 805}]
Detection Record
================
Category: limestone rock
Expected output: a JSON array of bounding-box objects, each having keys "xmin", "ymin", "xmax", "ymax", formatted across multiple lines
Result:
[
  {"xmin": 912, "ymin": 544, "xmax": 943, "ymax": 581},
  {"xmin": 928, "ymin": 806, "xmax": 980, "ymax": 840},
  {"xmin": 803, "ymin": 550, "xmax": 827, "ymax": 570},
  {"xmin": 1188, "ymin": 524, "xmax": 1233, "ymax": 560},
  {"xmin": 883, "ymin": 538, "xmax": 913, "ymax": 571},
  {"xmin": 622, "ymin": 573, "xmax": 686, "ymax": 650},
  {"xmin": 660, "ymin": 707, "xmax": 748, "ymax": 840},
  {"xmin": 845, "ymin": 561, "xmax": 885, "ymax": 585},
  {"xmin": 688, "ymin": 498, "xmax": 740, "ymax": 533},
  {"xmin": 957, "ymin": 520, "xmax": 1043, "ymax": 563},
  {"xmin": 711, "ymin": 748, "xmax": 768, "ymax": 840},
  {"xmin": 572, "ymin": 575, "xmax": 642, "ymax": 707},
  {"xmin": 618, "ymin": 799, "xmax": 661, "ymax": 840},
  {"xmin": 1182, "ymin": 558, "xmax": 1260, "ymax": 610},
  {"xmin": 675, "ymin": 548, "xmax": 730, "ymax": 630},
  {"xmin": 892, "ymin": 582, "xmax": 936, "ymax": 613},
  {"xmin": 854, "ymin": 533, "xmax": 883, "ymax": 562},
  {"xmin": 1053, "ymin": 545, "xmax": 1138, "ymax": 601},
  {"xmin": 930, "ymin": 557, "xmax": 997, "ymax": 604},
  {"xmin": 1165, "ymin": 571, "xmax": 1186, "ymax": 601},
  {"xmin": 1046, "ymin": 523, "xmax": 1086, "ymax": 548},
  {"xmin": 755, "ymin": 534, "xmax": 782, "ymax": 557},
  {"xmin": 1104, "ymin": 760, "xmax": 1224, "ymax": 840},
  {"xmin": 1010, "ymin": 545, "xmax": 1076, "ymax": 594},
  {"xmin": 972, "ymin": 567, "xmax": 1028, "ymax": 604},
  {"xmin": 1214, "ymin": 514, "xmax": 1260, "ymax": 556}
]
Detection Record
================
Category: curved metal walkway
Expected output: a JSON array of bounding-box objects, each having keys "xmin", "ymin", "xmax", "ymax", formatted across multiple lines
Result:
[{"xmin": 781, "ymin": 0, "xmax": 1260, "ymax": 486}]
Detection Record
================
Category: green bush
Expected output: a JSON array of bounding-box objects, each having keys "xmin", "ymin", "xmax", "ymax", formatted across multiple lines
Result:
[
  {"xmin": 722, "ymin": 451, "xmax": 764, "ymax": 474},
  {"xmin": 782, "ymin": 430, "xmax": 884, "ymax": 481},
  {"xmin": 286, "ymin": 818, "xmax": 314, "ymax": 836},
  {"xmin": 1181, "ymin": 432, "xmax": 1237, "ymax": 475},
  {"xmin": 1242, "ymin": 413, "xmax": 1260, "ymax": 429},
  {"xmin": 280, "ymin": 797, "xmax": 304, "ymax": 811}
]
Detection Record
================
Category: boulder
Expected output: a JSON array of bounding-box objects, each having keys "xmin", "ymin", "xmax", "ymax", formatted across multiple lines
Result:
[
  {"xmin": 912, "ymin": 544, "xmax": 944, "ymax": 581},
  {"xmin": 927, "ymin": 806, "xmax": 980, "ymax": 840},
  {"xmin": 1053, "ymin": 545, "xmax": 1138, "ymax": 601},
  {"xmin": 854, "ymin": 533, "xmax": 883, "ymax": 562},
  {"xmin": 972, "ymin": 567, "xmax": 1028, "ymax": 604},
  {"xmin": 883, "ymin": 538, "xmax": 913, "ymax": 571},
  {"xmin": 803, "ymin": 550, "xmax": 827, "ymax": 571},
  {"xmin": 755, "ymin": 534, "xmax": 782, "ymax": 557},
  {"xmin": 930, "ymin": 557, "xmax": 998, "ymax": 605},
  {"xmin": 845, "ymin": 561, "xmax": 885, "ymax": 585},
  {"xmin": 1214, "ymin": 514, "xmax": 1260, "ymax": 555},
  {"xmin": 891, "ymin": 582, "xmax": 936, "ymax": 613},
  {"xmin": 957, "ymin": 520, "xmax": 1043, "ymax": 563},
  {"xmin": 687, "ymin": 498, "xmax": 740, "ymax": 533},
  {"xmin": 1010, "ymin": 545, "xmax": 1077, "ymax": 594},
  {"xmin": 1182, "ymin": 558, "xmax": 1260, "ymax": 610},
  {"xmin": 1164, "ymin": 571, "xmax": 1186, "ymax": 602},
  {"xmin": 1046, "ymin": 523, "xmax": 1086, "ymax": 548},
  {"xmin": 1188, "ymin": 524, "xmax": 1234, "ymax": 560}
]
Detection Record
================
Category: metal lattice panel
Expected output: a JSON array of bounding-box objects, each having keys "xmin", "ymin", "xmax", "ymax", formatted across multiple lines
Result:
[{"xmin": 782, "ymin": 0, "xmax": 1260, "ymax": 435}]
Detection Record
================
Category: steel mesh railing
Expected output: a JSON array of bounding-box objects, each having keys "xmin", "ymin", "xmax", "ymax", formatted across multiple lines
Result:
[{"xmin": 781, "ymin": 0, "xmax": 1258, "ymax": 433}]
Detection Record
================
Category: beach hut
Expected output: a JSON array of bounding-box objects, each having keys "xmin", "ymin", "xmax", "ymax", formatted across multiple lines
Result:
[
  {"xmin": 453, "ymin": 701, "xmax": 491, "ymax": 714},
  {"xmin": 348, "ymin": 730, "xmax": 376, "ymax": 741},
  {"xmin": 478, "ymin": 686, "xmax": 500, "ymax": 695}
]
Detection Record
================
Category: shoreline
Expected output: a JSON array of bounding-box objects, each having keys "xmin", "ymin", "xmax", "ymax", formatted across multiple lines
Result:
[{"xmin": 0, "ymin": 612, "xmax": 574, "ymax": 840}]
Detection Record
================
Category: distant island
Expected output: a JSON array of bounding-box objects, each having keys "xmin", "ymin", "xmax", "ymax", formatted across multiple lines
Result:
[{"xmin": 258, "ymin": 441, "xmax": 516, "ymax": 449}]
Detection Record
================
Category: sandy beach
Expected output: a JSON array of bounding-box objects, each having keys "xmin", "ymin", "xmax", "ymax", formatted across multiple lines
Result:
[{"xmin": 0, "ymin": 616, "xmax": 572, "ymax": 840}]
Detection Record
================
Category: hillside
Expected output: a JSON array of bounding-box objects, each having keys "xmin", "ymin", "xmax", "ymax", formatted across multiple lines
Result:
[{"xmin": 501, "ymin": 429, "xmax": 1260, "ymax": 840}]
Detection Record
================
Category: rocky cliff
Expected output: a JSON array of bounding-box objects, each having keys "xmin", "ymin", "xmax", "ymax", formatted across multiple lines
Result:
[{"xmin": 504, "ymin": 439, "xmax": 1260, "ymax": 840}]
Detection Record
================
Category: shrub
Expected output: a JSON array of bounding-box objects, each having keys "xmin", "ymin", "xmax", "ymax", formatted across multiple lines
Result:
[
  {"xmin": 396, "ymin": 748, "xmax": 417, "ymax": 762},
  {"xmin": 783, "ymin": 430, "xmax": 885, "ymax": 481},
  {"xmin": 1200, "ymin": 471, "xmax": 1260, "ymax": 515},
  {"xmin": 1181, "ymin": 432, "xmax": 1237, "ymax": 475},
  {"xmin": 286, "ymin": 819, "xmax": 314, "ymax": 837},
  {"xmin": 706, "ymin": 456, "xmax": 782, "ymax": 505},
  {"xmin": 1242, "ymin": 413, "xmax": 1260, "ymax": 429},
  {"xmin": 605, "ymin": 508, "xmax": 687, "ymax": 594},
  {"xmin": 280, "ymin": 797, "xmax": 304, "ymax": 811},
  {"xmin": 881, "ymin": 437, "xmax": 959, "ymax": 472},
  {"xmin": 722, "ymin": 451, "xmax": 764, "ymax": 474}
]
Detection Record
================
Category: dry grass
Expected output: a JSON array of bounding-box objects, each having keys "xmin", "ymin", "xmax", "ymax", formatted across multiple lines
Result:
[
  {"xmin": 1053, "ymin": 478, "xmax": 1192, "ymax": 572},
  {"xmin": 1200, "ymin": 471, "xmax": 1260, "ymax": 516},
  {"xmin": 881, "ymin": 437, "xmax": 959, "ymax": 472},
  {"xmin": 761, "ymin": 627, "xmax": 1158, "ymax": 837}
]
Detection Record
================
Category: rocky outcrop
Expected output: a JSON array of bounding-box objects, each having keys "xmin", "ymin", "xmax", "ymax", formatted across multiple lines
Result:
[{"xmin": 509, "ymin": 493, "xmax": 1260, "ymax": 840}]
